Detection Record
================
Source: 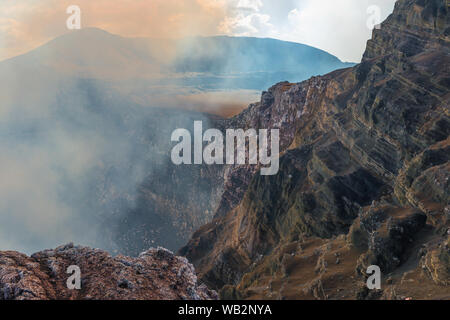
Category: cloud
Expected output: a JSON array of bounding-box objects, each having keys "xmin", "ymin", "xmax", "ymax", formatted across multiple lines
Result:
[
  {"xmin": 0, "ymin": 123, "xmax": 106, "ymax": 253},
  {"xmin": 236, "ymin": 0, "xmax": 264, "ymax": 11},
  {"xmin": 220, "ymin": 12, "xmax": 274, "ymax": 36},
  {"xmin": 279, "ymin": 0, "xmax": 397, "ymax": 62},
  {"xmin": 219, "ymin": 0, "xmax": 273, "ymax": 36},
  {"xmin": 219, "ymin": 0, "xmax": 397, "ymax": 62}
]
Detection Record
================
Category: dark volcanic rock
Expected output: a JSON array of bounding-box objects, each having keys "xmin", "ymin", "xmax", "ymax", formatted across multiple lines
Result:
[
  {"xmin": 353, "ymin": 205, "xmax": 427, "ymax": 274},
  {"xmin": 0, "ymin": 244, "xmax": 217, "ymax": 300}
]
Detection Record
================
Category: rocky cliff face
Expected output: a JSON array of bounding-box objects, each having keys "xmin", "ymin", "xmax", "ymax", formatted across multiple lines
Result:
[
  {"xmin": 180, "ymin": 0, "xmax": 449, "ymax": 299},
  {"xmin": 0, "ymin": 244, "xmax": 217, "ymax": 300}
]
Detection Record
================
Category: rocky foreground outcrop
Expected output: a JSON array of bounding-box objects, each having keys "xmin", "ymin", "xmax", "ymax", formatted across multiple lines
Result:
[
  {"xmin": 0, "ymin": 244, "xmax": 217, "ymax": 300},
  {"xmin": 180, "ymin": 0, "xmax": 450, "ymax": 299}
]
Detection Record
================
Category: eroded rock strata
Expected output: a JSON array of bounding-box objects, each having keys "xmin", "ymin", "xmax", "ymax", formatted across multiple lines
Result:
[{"xmin": 180, "ymin": 0, "xmax": 450, "ymax": 299}]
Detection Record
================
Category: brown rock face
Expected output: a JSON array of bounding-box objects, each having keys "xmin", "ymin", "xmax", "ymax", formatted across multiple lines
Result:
[
  {"xmin": 180, "ymin": 0, "xmax": 450, "ymax": 299},
  {"xmin": 420, "ymin": 236, "xmax": 450, "ymax": 286},
  {"xmin": 0, "ymin": 243, "xmax": 217, "ymax": 300}
]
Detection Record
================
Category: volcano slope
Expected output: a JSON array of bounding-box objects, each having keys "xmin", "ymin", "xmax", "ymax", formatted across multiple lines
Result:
[{"xmin": 180, "ymin": 0, "xmax": 450, "ymax": 300}]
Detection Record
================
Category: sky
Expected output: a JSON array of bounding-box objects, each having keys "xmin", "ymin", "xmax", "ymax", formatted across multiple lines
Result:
[{"xmin": 0, "ymin": 0, "xmax": 397, "ymax": 63}]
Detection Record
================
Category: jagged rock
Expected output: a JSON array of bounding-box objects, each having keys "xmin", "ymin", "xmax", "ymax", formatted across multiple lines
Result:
[
  {"xmin": 308, "ymin": 279, "xmax": 327, "ymax": 300},
  {"xmin": 356, "ymin": 285, "xmax": 384, "ymax": 300},
  {"xmin": 420, "ymin": 236, "xmax": 450, "ymax": 286},
  {"xmin": 0, "ymin": 244, "xmax": 217, "ymax": 300},
  {"xmin": 219, "ymin": 285, "xmax": 243, "ymax": 300}
]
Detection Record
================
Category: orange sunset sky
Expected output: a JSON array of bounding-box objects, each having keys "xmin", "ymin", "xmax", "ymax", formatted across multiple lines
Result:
[{"xmin": 0, "ymin": 0, "xmax": 397, "ymax": 62}]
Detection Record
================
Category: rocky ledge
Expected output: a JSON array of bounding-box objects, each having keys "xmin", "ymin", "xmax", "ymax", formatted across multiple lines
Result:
[{"xmin": 0, "ymin": 243, "xmax": 217, "ymax": 300}]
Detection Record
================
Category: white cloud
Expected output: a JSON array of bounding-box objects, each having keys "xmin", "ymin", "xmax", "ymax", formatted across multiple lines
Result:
[
  {"xmin": 221, "ymin": 0, "xmax": 397, "ymax": 62},
  {"xmin": 236, "ymin": 0, "xmax": 264, "ymax": 11},
  {"xmin": 220, "ymin": 0, "xmax": 278, "ymax": 37},
  {"xmin": 280, "ymin": 0, "xmax": 397, "ymax": 61},
  {"xmin": 221, "ymin": 12, "xmax": 274, "ymax": 36}
]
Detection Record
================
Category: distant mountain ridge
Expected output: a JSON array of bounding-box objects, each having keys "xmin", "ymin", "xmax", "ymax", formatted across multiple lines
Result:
[{"xmin": 1, "ymin": 28, "xmax": 354, "ymax": 89}]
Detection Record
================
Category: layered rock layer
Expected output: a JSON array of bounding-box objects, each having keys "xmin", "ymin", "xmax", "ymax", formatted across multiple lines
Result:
[{"xmin": 180, "ymin": 0, "xmax": 450, "ymax": 299}]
